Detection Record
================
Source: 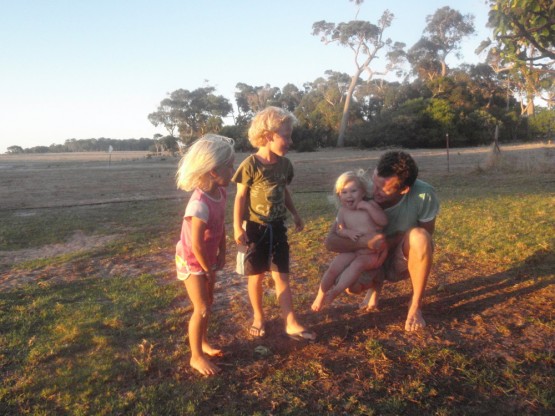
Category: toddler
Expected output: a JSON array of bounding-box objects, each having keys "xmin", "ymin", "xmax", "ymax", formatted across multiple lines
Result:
[{"xmin": 312, "ymin": 171, "xmax": 387, "ymax": 311}]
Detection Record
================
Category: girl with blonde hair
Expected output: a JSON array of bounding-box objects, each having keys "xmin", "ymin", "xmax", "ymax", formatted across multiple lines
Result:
[{"xmin": 175, "ymin": 134, "xmax": 235, "ymax": 376}]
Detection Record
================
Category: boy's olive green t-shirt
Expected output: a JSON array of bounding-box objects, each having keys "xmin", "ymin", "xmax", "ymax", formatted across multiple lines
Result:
[{"xmin": 232, "ymin": 154, "xmax": 294, "ymax": 224}]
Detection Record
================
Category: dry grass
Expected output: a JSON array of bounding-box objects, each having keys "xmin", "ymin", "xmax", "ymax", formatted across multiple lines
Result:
[{"xmin": 1, "ymin": 143, "xmax": 554, "ymax": 415}]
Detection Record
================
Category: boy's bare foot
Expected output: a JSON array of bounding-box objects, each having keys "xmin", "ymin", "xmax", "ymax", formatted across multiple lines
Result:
[
  {"xmin": 405, "ymin": 307, "xmax": 426, "ymax": 331},
  {"xmin": 190, "ymin": 355, "xmax": 220, "ymax": 376},
  {"xmin": 311, "ymin": 290, "xmax": 325, "ymax": 311},
  {"xmin": 202, "ymin": 344, "xmax": 223, "ymax": 357},
  {"xmin": 285, "ymin": 323, "xmax": 316, "ymax": 341},
  {"xmin": 359, "ymin": 288, "xmax": 379, "ymax": 311},
  {"xmin": 249, "ymin": 319, "xmax": 266, "ymax": 337}
]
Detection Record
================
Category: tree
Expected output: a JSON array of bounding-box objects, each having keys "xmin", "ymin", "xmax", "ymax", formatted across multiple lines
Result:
[
  {"xmin": 478, "ymin": 0, "xmax": 555, "ymax": 114},
  {"xmin": 234, "ymin": 83, "xmax": 281, "ymax": 118},
  {"xmin": 407, "ymin": 7, "xmax": 475, "ymax": 95},
  {"xmin": 312, "ymin": 6, "xmax": 404, "ymax": 146},
  {"xmin": 148, "ymin": 86, "xmax": 232, "ymax": 145},
  {"xmin": 422, "ymin": 7, "xmax": 475, "ymax": 77},
  {"xmin": 295, "ymin": 72, "xmax": 352, "ymax": 139},
  {"xmin": 6, "ymin": 145, "xmax": 23, "ymax": 154}
]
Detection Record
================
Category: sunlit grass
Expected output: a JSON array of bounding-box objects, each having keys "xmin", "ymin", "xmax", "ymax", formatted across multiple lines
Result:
[{"xmin": 1, "ymin": 170, "xmax": 553, "ymax": 414}]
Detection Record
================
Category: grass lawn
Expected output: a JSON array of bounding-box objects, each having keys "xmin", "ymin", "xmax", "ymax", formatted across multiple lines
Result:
[{"xmin": 1, "ymin": 146, "xmax": 553, "ymax": 415}]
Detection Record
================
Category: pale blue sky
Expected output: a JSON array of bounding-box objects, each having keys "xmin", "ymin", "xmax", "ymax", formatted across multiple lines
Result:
[{"xmin": 0, "ymin": 0, "xmax": 491, "ymax": 153}]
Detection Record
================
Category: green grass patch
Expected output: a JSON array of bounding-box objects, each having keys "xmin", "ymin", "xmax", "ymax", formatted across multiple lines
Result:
[{"xmin": 1, "ymin": 170, "xmax": 553, "ymax": 415}]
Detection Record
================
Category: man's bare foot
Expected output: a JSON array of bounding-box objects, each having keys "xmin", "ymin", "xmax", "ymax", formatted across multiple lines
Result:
[
  {"xmin": 359, "ymin": 288, "xmax": 379, "ymax": 311},
  {"xmin": 405, "ymin": 308, "xmax": 426, "ymax": 331},
  {"xmin": 190, "ymin": 355, "xmax": 220, "ymax": 376},
  {"xmin": 202, "ymin": 344, "xmax": 223, "ymax": 357}
]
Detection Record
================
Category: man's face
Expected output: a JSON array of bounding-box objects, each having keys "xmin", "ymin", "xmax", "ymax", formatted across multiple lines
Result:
[{"xmin": 371, "ymin": 169, "xmax": 408, "ymax": 207}]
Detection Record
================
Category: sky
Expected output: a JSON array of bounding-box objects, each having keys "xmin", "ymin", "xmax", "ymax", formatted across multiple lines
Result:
[{"xmin": 0, "ymin": 0, "xmax": 492, "ymax": 153}]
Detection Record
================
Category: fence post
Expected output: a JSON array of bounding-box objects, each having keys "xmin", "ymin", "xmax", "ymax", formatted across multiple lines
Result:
[{"xmin": 446, "ymin": 133, "xmax": 450, "ymax": 173}]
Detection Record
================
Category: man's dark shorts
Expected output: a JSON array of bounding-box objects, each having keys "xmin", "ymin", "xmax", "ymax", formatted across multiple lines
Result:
[{"xmin": 244, "ymin": 220, "xmax": 289, "ymax": 275}]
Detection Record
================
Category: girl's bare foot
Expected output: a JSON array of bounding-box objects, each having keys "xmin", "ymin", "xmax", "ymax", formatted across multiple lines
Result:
[
  {"xmin": 190, "ymin": 355, "xmax": 220, "ymax": 376},
  {"xmin": 202, "ymin": 344, "xmax": 223, "ymax": 357}
]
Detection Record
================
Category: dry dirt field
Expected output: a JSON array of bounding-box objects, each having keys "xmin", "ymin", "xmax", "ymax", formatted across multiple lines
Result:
[{"xmin": 1, "ymin": 143, "xmax": 552, "ymax": 211}]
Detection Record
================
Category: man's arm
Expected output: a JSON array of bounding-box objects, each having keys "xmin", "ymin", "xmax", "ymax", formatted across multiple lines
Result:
[
  {"xmin": 418, "ymin": 218, "xmax": 436, "ymax": 236},
  {"xmin": 325, "ymin": 221, "xmax": 385, "ymax": 253}
]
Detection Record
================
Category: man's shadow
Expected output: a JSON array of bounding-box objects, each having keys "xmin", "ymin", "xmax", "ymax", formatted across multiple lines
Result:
[
  {"xmin": 303, "ymin": 248, "xmax": 554, "ymax": 335},
  {"xmin": 426, "ymin": 248, "xmax": 553, "ymax": 321}
]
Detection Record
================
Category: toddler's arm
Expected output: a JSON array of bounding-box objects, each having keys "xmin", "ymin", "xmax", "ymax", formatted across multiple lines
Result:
[
  {"xmin": 336, "ymin": 209, "xmax": 363, "ymax": 241},
  {"xmin": 190, "ymin": 216, "xmax": 217, "ymax": 286},
  {"xmin": 357, "ymin": 200, "xmax": 388, "ymax": 228}
]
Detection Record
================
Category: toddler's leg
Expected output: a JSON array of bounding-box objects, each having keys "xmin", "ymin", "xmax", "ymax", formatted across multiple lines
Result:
[
  {"xmin": 359, "ymin": 278, "xmax": 383, "ymax": 310},
  {"xmin": 312, "ymin": 253, "xmax": 355, "ymax": 312},
  {"xmin": 326, "ymin": 253, "xmax": 378, "ymax": 304}
]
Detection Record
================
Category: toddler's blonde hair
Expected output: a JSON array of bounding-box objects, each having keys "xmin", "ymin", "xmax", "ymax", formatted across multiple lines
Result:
[
  {"xmin": 248, "ymin": 106, "xmax": 298, "ymax": 148},
  {"xmin": 334, "ymin": 170, "xmax": 369, "ymax": 198},
  {"xmin": 176, "ymin": 134, "xmax": 235, "ymax": 191}
]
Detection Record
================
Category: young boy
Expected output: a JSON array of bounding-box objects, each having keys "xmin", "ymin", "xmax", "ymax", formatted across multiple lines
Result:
[{"xmin": 233, "ymin": 106, "xmax": 316, "ymax": 342}]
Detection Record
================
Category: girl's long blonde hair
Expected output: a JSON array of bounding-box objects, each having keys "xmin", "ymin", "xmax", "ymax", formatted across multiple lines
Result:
[{"xmin": 176, "ymin": 134, "xmax": 235, "ymax": 191}]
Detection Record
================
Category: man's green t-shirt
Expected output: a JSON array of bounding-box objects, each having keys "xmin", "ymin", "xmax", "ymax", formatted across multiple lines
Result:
[{"xmin": 382, "ymin": 179, "xmax": 439, "ymax": 237}]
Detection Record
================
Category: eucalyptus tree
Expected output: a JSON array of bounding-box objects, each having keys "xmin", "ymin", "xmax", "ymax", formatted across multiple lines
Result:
[
  {"xmin": 478, "ymin": 0, "xmax": 555, "ymax": 114},
  {"xmin": 148, "ymin": 86, "xmax": 232, "ymax": 145},
  {"xmin": 234, "ymin": 83, "xmax": 281, "ymax": 118},
  {"xmin": 407, "ymin": 7, "xmax": 475, "ymax": 96},
  {"xmin": 295, "ymin": 71, "xmax": 354, "ymax": 136},
  {"xmin": 312, "ymin": 8, "xmax": 405, "ymax": 146}
]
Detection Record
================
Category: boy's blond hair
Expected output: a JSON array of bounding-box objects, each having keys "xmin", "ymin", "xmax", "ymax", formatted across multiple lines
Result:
[
  {"xmin": 176, "ymin": 134, "xmax": 234, "ymax": 192},
  {"xmin": 334, "ymin": 170, "xmax": 369, "ymax": 198},
  {"xmin": 248, "ymin": 106, "xmax": 298, "ymax": 148}
]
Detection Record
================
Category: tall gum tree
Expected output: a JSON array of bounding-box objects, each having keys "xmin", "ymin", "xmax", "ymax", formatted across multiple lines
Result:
[
  {"xmin": 312, "ymin": 8, "xmax": 404, "ymax": 147},
  {"xmin": 407, "ymin": 7, "xmax": 475, "ymax": 96}
]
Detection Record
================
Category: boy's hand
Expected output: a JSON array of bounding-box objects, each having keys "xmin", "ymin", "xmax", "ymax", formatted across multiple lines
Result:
[
  {"xmin": 293, "ymin": 214, "xmax": 304, "ymax": 232},
  {"xmin": 234, "ymin": 227, "xmax": 247, "ymax": 245}
]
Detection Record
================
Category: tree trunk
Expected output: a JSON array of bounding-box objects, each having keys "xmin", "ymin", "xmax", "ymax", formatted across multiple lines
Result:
[{"xmin": 337, "ymin": 72, "xmax": 362, "ymax": 147}]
